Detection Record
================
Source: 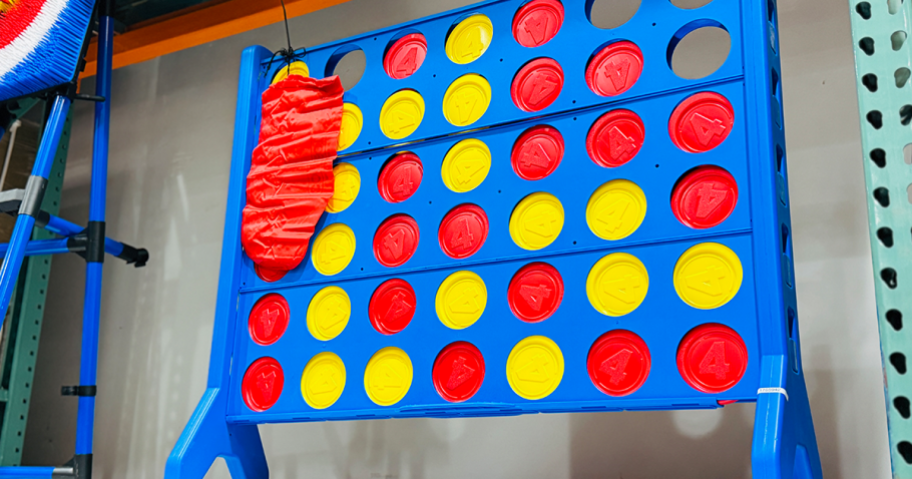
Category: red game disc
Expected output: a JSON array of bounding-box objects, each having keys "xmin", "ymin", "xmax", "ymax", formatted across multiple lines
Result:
[
  {"xmin": 384, "ymin": 33, "xmax": 427, "ymax": 80},
  {"xmin": 511, "ymin": 57, "xmax": 564, "ymax": 112},
  {"xmin": 677, "ymin": 324, "xmax": 748, "ymax": 394},
  {"xmin": 432, "ymin": 341, "xmax": 485, "ymax": 402},
  {"xmin": 585, "ymin": 41, "xmax": 643, "ymax": 97},
  {"xmin": 669, "ymin": 92, "xmax": 735, "ymax": 153},
  {"xmin": 671, "ymin": 165, "xmax": 738, "ymax": 229},
  {"xmin": 369, "ymin": 278, "xmax": 417, "ymax": 334},
  {"xmin": 507, "ymin": 262, "xmax": 564, "ymax": 323},
  {"xmin": 378, "ymin": 152, "xmax": 423, "ymax": 203},
  {"xmin": 248, "ymin": 293, "xmax": 290, "ymax": 345},
  {"xmin": 439, "ymin": 204, "xmax": 489, "ymax": 259},
  {"xmin": 254, "ymin": 264, "xmax": 287, "ymax": 282},
  {"xmin": 511, "ymin": 125, "xmax": 563, "ymax": 180},
  {"xmin": 374, "ymin": 214, "xmax": 420, "ymax": 267},
  {"xmin": 512, "ymin": 0, "xmax": 564, "ymax": 47},
  {"xmin": 587, "ymin": 330, "xmax": 651, "ymax": 396},
  {"xmin": 586, "ymin": 109, "xmax": 645, "ymax": 167},
  {"xmin": 241, "ymin": 357, "xmax": 284, "ymax": 412}
]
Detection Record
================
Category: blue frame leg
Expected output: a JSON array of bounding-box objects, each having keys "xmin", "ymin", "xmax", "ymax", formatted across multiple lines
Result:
[
  {"xmin": 752, "ymin": 354, "xmax": 823, "ymax": 479},
  {"xmin": 165, "ymin": 389, "xmax": 267, "ymax": 479},
  {"xmin": 167, "ymin": 44, "xmax": 271, "ymax": 479},
  {"xmin": 0, "ymin": 95, "xmax": 70, "ymax": 333}
]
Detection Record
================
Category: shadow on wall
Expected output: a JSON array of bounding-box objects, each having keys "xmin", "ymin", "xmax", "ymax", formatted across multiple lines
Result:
[
  {"xmin": 254, "ymin": 404, "xmax": 761, "ymax": 479},
  {"xmin": 569, "ymin": 405, "xmax": 754, "ymax": 479}
]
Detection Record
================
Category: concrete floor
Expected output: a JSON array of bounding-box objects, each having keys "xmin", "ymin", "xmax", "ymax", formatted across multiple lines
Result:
[{"xmin": 22, "ymin": 0, "xmax": 891, "ymax": 477}]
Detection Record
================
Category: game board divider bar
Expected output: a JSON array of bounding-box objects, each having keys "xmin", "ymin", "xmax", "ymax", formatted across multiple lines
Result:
[
  {"xmin": 225, "ymin": 396, "xmax": 727, "ymax": 424},
  {"xmin": 238, "ymin": 227, "xmax": 753, "ymax": 295},
  {"xmin": 330, "ymin": 73, "xmax": 748, "ymax": 161}
]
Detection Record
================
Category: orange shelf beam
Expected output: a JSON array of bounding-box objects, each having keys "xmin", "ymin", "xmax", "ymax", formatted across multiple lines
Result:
[{"xmin": 82, "ymin": 0, "xmax": 350, "ymax": 78}]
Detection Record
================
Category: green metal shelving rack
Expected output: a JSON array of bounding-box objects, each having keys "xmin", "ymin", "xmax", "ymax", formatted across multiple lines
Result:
[
  {"xmin": 849, "ymin": 0, "xmax": 912, "ymax": 476},
  {"xmin": 0, "ymin": 101, "xmax": 70, "ymax": 465}
]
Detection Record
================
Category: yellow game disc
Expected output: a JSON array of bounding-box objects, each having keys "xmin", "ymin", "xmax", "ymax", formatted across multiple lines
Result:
[
  {"xmin": 586, "ymin": 179, "xmax": 647, "ymax": 241},
  {"xmin": 435, "ymin": 270, "xmax": 487, "ymax": 329},
  {"xmin": 306, "ymin": 286, "xmax": 351, "ymax": 341},
  {"xmin": 364, "ymin": 347, "xmax": 413, "ymax": 406},
  {"xmin": 586, "ymin": 252, "xmax": 649, "ymax": 316},
  {"xmin": 673, "ymin": 243, "xmax": 743, "ymax": 309},
  {"xmin": 271, "ymin": 61, "xmax": 310, "ymax": 84},
  {"xmin": 380, "ymin": 89, "xmax": 425, "ymax": 140},
  {"xmin": 326, "ymin": 163, "xmax": 360, "ymax": 213},
  {"xmin": 441, "ymin": 138, "xmax": 491, "ymax": 193},
  {"xmin": 312, "ymin": 223, "xmax": 356, "ymax": 276},
  {"xmin": 338, "ymin": 103, "xmax": 363, "ymax": 151},
  {"xmin": 506, "ymin": 335, "xmax": 564, "ymax": 400},
  {"xmin": 301, "ymin": 352, "xmax": 346, "ymax": 409},
  {"xmin": 445, "ymin": 14, "xmax": 493, "ymax": 64},
  {"xmin": 509, "ymin": 192, "xmax": 564, "ymax": 250},
  {"xmin": 442, "ymin": 74, "xmax": 491, "ymax": 127}
]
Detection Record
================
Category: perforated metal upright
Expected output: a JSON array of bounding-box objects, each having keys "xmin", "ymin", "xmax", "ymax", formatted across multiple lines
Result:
[
  {"xmin": 848, "ymin": 0, "xmax": 912, "ymax": 476},
  {"xmin": 0, "ymin": 100, "xmax": 71, "ymax": 465}
]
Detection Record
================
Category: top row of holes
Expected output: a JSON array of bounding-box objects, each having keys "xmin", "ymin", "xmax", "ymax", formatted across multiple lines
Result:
[
  {"xmin": 312, "ymin": 0, "xmax": 725, "ymax": 90},
  {"xmin": 589, "ymin": 0, "xmax": 716, "ymax": 30}
]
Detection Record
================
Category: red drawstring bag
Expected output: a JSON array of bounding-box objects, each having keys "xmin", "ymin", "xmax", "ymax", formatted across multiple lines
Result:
[{"xmin": 241, "ymin": 75, "xmax": 344, "ymax": 281}]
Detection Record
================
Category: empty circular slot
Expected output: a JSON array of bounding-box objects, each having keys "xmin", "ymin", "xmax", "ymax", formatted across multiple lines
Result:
[
  {"xmin": 670, "ymin": 0, "xmax": 714, "ymax": 8},
  {"xmin": 587, "ymin": 0, "xmax": 641, "ymax": 29},
  {"xmin": 325, "ymin": 46, "xmax": 366, "ymax": 90},
  {"xmin": 668, "ymin": 21, "xmax": 731, "ymax": 79}
]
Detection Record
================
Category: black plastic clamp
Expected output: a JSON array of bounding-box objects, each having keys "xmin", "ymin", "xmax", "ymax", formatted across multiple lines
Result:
[
  {"xmin": 61, "ymin": 385, "xmax": 97, "ymax": 397},
  {"xmin": 86, "ymin": 221, "xmax": 104, "ymax": 263}
]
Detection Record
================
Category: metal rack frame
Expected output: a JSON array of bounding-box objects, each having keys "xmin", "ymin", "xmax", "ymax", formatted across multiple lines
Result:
[
  {"xmin": 848, "ymin": 0, "xmax": 912, "ymax": 476},
  {"xmin": 0, "ymin": 101, "xmax": 71, "ymax": 466}
]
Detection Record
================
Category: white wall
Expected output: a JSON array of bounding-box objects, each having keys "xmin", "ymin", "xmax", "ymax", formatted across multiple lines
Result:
[{"xmin": 22, "ymin": 0, "xmax": 891, "ymax": 478}]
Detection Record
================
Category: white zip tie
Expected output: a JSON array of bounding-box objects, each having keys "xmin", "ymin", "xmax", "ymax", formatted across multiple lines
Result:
[{"xmin": 757, "ymin": 387, "xmax": 789, "ymax": 401}]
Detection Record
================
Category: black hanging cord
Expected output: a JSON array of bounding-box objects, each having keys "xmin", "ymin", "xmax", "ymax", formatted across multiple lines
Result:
[
  {"xmin": 280, "ymin": 0, "xmax": 293, "ymax": 56},
  {"xmin": 266, "ymin": 0, "xmax": 305, "ymax": 77}
]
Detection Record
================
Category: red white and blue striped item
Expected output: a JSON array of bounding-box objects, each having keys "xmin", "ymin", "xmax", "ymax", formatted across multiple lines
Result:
[{"xmin": 0, "ymin": 0, "xmax": 95, "ymax": 101}]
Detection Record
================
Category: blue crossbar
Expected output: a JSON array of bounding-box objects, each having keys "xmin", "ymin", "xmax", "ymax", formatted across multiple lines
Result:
[{"xmin": 0, "ymin": 467, "xmax": 54, "ymax": 478}]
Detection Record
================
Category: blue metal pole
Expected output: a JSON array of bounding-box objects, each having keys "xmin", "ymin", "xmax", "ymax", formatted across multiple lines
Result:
[
  {"xmin": 0, "ymin": 466, "xmax": 55, "ymax": 478},
  {"xmin": 0, "ymin": 96, "xmax": 70, "ymax": 333},
  {"xmin": 75, "ymin": 6, "xmax": 114, "ymax": 457},
  {"xmin": 0, "ymin": 239, "xmax": 72, "ymax": 256}
]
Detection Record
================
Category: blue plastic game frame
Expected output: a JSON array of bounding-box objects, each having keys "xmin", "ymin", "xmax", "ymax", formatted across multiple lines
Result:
[{"xmin": 166, "ymin": 1, "xmax": 822, "ymax": 478}]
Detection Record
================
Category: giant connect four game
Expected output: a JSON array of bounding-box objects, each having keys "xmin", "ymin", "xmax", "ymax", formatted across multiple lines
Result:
[{"xmin": 167, "ymin": 1, "xmax": 823, "ymax": 478}]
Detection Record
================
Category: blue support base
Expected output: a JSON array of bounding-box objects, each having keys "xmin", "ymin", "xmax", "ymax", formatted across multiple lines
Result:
[
  {"xmin": 166, "ymin": 389, "xmax": 267, "ymax": 479},
  {"xmin": 752, "ymin": 355, "xmax": 822, "ymax": 479}
]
